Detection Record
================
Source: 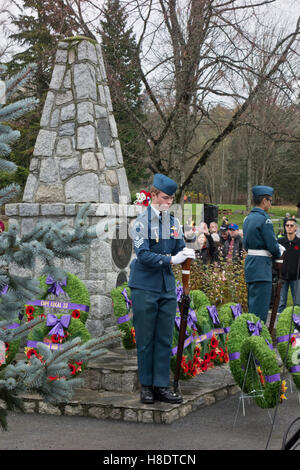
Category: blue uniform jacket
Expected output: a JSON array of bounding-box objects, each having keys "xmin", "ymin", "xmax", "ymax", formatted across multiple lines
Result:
[
  {"xmin": 243, "ymin": 207, "xmax": 281, "ymax": 282},
  {"xmin": 128, "ymin": 206, "xmax": 185, "ymax": 292}
]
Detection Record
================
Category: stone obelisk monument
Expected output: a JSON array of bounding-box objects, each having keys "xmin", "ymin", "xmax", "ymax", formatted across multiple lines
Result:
[{"xmin": 5, "ymin": 37, "xmax": 141, "ymax": 338}]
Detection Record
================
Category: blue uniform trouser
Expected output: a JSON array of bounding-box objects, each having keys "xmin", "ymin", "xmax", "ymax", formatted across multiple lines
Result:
[
  {"xmin": 131, "ymin": 287, "xmax": 177, "ymax": 387},
  {"xmin": 247, "ymin": 281, "xmax": 272, "ymax": 323},
  {"xmin": 278, "ymin": 280, "xmax": 300, "ymax": 313}
]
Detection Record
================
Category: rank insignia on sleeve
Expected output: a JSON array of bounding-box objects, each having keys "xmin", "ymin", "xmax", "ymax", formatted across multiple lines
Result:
[{"xmin": 134, "ymin": 237, "xmax": 144, "ymax": 248}]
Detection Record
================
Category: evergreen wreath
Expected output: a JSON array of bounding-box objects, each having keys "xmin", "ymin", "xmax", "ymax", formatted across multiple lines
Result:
[
  {"xmin": 111, "ymin": 283, "xmax": 135, "ymax": 350},
  {"xmin": 276, "ymin": 306, "xmax": 300, "ymax": 390},
  {"xmin": 193, "ymin": 304, "xmax": 228, "ymax": 364},
  {"xmin": 170, "ymin": 318, "xmax": 199, "ymax": 380},
  {"xmin": 228, "ymin": 313, "xmax": 281, "ymax": 408},
  {"xmin": 26, "ymin": 315, "xmax": 91, "ymax": 377},
  {"xmin": 24, "ymin": 272, "xmax": 90, "ymax": 324},
  {"xmin": 218, "ymin": 302, "xmax": 243, "ymax": 329},
  {"xmin": 190, "ymin": 289, "xmax": 211, "ymax": 311}
]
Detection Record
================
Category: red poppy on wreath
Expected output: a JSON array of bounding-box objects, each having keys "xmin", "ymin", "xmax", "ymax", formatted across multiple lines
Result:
[
  {"xmin": 26, "ymin": 315, "xmax": 34, "ymax": 322},
  {"xmin": 48, "ymin": 376, "xmax": 59, "ymax": 381},
  {"xmin": 210, "ymin": 350, "xmax": 217, "ymax": 360},
  {"xmin": 134, "ymin": 190, "xmax": 151, "ymax": 207},
  {"xmin": 68, "ymin": 363, "xmax": 77, "ymax": 375},
  {"xmin": 204, "ymin": 352, "xmax": 210, "ymax": 362},
  {"xmin": 291, "ymin": 336, "xmax": 296, "ymax": 347},
  {"xmin": 210, "ymin": 336, "xmax": 218, "ymax": 349},
  {"xmin": 72, "ymin": 309, "xmax": 81, "ymax": 319},
  {"xmin": 200, "ymin": 361, "xmax": 208, "ymax": 372},
  {"xmin": 39, "ymin": 313, "xmax": 46, "ymax": 319},
  {"xmin": 26, "ymin": 306, "xmax": 35, "ymax": 316},
  {"xmin": 5, "ymin": 342, "xmax": 9, "ymax": 351},
  {"xmin": 51, "ymin": 334, "xmax": 63, "ymax": 343},
  {"xmin": 26, "ymin": 348, "xmax": 38, "ymax": 359}
]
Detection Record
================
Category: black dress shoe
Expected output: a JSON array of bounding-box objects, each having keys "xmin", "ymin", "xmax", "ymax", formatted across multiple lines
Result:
[
  {"xmin": 140, "ymin": 385, "xmax": 154, "ymax": 404},
  {"xmin": 153, "ymin": 387, "xmax": 183, "ymax": 404}
]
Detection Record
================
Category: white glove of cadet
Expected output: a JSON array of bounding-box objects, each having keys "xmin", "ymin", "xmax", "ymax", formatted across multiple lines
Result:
[
  {"xmin": 171, "ymin": 247, "xmax": 195, "ymax": 265},
  {"xmin": 279, "ymin": 244, "xmax": 286, "ymax": 256}
]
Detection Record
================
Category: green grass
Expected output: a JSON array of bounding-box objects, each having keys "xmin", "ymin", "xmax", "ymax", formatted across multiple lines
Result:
[{"xmin": 188, "ymin": 203, "xmax": 298, "ymax": 230}]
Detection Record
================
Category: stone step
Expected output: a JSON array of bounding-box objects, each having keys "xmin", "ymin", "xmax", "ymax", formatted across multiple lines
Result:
[
  {"xmin": 81, "ymin": 347, "xmax": 139, "ymax": 393},
  {"xmin": 18, "ymin": 364, "xmax": 238, "ymax": 424},
  {"xmin": 15, "ymin": 346, "xmax": 239, "ymax": 423}
]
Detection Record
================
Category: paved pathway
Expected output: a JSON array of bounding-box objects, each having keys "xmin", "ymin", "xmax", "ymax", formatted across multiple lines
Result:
[{"xmin": 1, "ymin": 380, "xmax": 299, "ymax": 452}]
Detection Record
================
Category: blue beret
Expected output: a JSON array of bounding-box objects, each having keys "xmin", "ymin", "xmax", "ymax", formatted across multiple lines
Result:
[
  {"xmin": 228, "ymin": 223, "xmax": 239, "ymax": 230},
  {"xmin": 252, "ymin": 185, "xmax": 274, "ymax": 197},
  {"xmin": 152, "ymin": 174, "xmax": 177, "ymax": 196}
]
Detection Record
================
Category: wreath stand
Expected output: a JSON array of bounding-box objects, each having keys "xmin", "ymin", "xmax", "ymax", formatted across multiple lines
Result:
[{"xmin": 233, "ymin": 351, "xmax": 273, "ymax": 426}]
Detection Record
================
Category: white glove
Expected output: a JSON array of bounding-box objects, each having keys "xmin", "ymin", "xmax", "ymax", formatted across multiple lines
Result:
[
  {"xmin": 171, "ymin": 248, "xmax": 195, "ymax": 265},
  {"xmin": 279, "ymin": 245, "xmax": 286, "ymax": 256}
]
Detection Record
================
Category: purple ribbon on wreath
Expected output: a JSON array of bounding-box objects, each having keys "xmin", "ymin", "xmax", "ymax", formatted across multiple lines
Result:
[
  {"xmin": 293, "ymin": 314, "xmax": 300, "ymax": 329},
  {"xmin": 121, "ymin": 288, "xmax": 132, "ymax": 310},
  {"xmin": 207, "ymin": 306, "xmax": 220, "ymax": 326},
  {"xmin": 231, "ymin": 303, "xmax": 242, "ymax": 319},
  {"xmin": 46, "ymin": 313, "xmax": 70, "ymax": 337},
  {"xmin": 247, "ymin": 319, "xmax": 262, "ymax": 336},
  {"xmin": 175, "ymin": 308, "xmax": 198, "ymax": 331},
  {"xmin": 46, "ymin": 276, "xmax": 67, "ymax": 297}
]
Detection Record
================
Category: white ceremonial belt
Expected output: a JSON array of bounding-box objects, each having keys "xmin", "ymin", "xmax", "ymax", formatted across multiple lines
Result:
[{"xmin": 247, "ymin": 249, "xmax": 272, "ymax": 257}]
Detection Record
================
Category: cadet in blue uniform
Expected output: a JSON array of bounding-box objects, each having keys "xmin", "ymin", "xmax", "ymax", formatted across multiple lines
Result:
[
  {"xmin": 243, "ymin": 186, "xmax": 284, "ymax": 323},
  {"xmin": 129, "ymin": 174, "xmax": 195, "ymax": 404}
]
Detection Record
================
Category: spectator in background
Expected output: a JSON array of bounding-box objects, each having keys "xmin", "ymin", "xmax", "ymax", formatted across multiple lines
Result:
[
  {"xmin": 209, "ymin": 221, "xmax": 220, "ymax": 243},
  {"xmin": 197, "ymin": 221, "xmax": 209, "ymax": 234},
  {"xmin": 278, "ymin": 218, "xmax": 300, "ymax": 313},
  {"xmin": 194, "ymin": 231, "xmax": 218, "ymax": 264},
  {"xmin": 222, "ymin": 216, "xmax": 229, "ymax": 227},
  {"xmin": 223, "ymin": 223, "xmax": 244, "ymax": 263},
  {"xmin": 219, "ymin": 224, "xmax": 230, "ymax": 249}
]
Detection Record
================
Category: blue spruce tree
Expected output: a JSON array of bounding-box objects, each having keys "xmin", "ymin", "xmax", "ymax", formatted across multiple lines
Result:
[{"xmin": 0, "ymin": 63, "xmax": 39, "ymax": 204}]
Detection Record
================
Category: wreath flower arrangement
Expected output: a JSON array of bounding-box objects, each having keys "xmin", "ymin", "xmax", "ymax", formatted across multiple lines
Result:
[
  {"xmin": 218, "ymin": 302, "xmax": 243, "ymax": 329},
  {"xmin": 170, "ymin": 284, "xmax": 229, "ymax": 379},
  {"xmin": 228, "ymin": 313, "xmax": 281, "ymax": 408},
  {"xmin": 192, "ymin": 303, "xmax": 229, "ymax": 366},
  {"xmin": 25, "ymin": 315, "xmax": 92, "ymax": 378},
  {"xmin": 276, "ymin": 306, "xmax": 300, "ymax": 390},
  {"xmin": 24, "ymin": 272, "xmax": 91, "ymax": 325},
  {"xmin": 134, "ymin": 190, "xmax": 151, "ymax": 207},
  {"xmin": 111, "ymin": 283, "xmax": 135, "ymax": 349}
]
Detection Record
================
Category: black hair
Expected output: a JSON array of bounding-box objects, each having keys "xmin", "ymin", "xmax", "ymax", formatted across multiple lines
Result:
[
  {"xmin": 253, "ymin": 194, "xmax": 269, "ymax": 206},
  {"xmin": 286, "ymin": 218, "xmax": 297, "ymax": 225}
]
